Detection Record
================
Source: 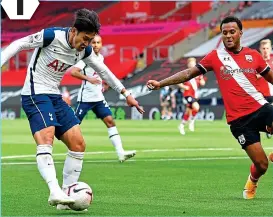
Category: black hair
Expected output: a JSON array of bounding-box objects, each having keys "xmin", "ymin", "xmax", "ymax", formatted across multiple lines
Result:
[
  {"xmin": 73, "ymin": 8, "xmax": 101, "ymax": 34},
  {"xmin": 220, "ymin": 16, "xmax": 243, "ymax": 31}
]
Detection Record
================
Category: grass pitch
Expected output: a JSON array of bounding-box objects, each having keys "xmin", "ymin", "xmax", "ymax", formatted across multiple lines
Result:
[{"xmin": 2, "ymin": 119, "xmax": 273, "ymax": 216}]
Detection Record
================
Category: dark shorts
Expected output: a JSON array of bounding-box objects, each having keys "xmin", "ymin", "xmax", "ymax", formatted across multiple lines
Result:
[
  {"xmin": 75, "ymin": 100, "xmax": 112, "ymax": 123},
  {"xmin": 21, "ymin": 94, "xmax": 80, "ymax": 139},
  {"xmin": 184, "ymin": 96, "xmax": 198, "ymax": 108},
  {"xmin": 229, "ymin": 103, "xmax": 273, "ymax": 149},
  {"xmin": 265, "ymin": 96, "xmax": 273, "ymax": 104}
]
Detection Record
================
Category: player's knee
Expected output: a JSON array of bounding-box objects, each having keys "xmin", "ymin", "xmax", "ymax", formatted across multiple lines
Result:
[
  {"xmin": 71, "ymin": 138, "xmax": 86, "ymax": 152},
  {"xmin": 67, "ymin": 130, "xmax": 86, "ymax": 152},
  {"xmin": 43, "ymin": 134, "xmax": 54, "ymax": 145},
  {"xmin": 103, "ymin": 116, "xmax": 115, "ymax": 128},
  {"xmin": 192, "ymin": 102, "xmax": 200, "ymax": 112},
  {"xmin": 35, "ymin": 126, "xmax": 55, "ymax": 144}
]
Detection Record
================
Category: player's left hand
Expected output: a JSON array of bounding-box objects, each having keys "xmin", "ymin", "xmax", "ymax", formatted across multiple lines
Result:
[{"xmin": 126, "ymin": 95, "xmax": 145, "ymax": 114}]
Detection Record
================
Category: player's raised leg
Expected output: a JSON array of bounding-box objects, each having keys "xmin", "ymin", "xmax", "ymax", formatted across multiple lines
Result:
[
  {"xmin": 60, "ymin": 125, "xmax": 85, "ymax": 188},
  {"xmin": 243, "ymin": 142, "xmax": 268, "ymax": 199},
  {"xmin": 55, "ymin": 124, "xmax": 86, "ymax": 210},
  {"xmin": 51, "ymin": 97, "xmax": 85, "ymax": 190},
  {"xmin": 54, "ymin": 98, "xmax": 86, "ymax": 210},
  {"xmin": 230, "ymin": 103, "xmax": 273, "ymax": 199}
]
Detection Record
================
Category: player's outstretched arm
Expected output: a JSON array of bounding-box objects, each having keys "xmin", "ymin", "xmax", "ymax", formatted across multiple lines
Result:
[
  {"xmin": 83, "ymin": 56, "xmax": 144, "ymax": 114},
  {"xmin": 147, "ymin": 66, "xmax": 202, "ymax": 90},
  {"xmin": 1, "ymin": 31, "xmax": 44, "ymax": 67}
]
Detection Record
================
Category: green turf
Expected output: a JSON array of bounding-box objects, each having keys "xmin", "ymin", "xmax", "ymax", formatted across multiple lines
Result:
[{"xmin": 2, "ymin": 119, "xmax": 273, "ymax": 216}]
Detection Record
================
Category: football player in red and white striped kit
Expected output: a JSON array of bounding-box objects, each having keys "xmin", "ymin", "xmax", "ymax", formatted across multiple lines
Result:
[
  {"xmin": 178, "ymin": 57, "xmax": 206, "ymax": 135},
  {"xmin": 147, "ymin": 16, "xmax": 273, "ymax": 200}
]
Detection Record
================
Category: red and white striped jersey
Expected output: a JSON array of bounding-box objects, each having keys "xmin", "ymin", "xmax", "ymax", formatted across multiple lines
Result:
[
  {"xmin": 183, "ymin": 76, "xmax": 203, "ymax": 98},
  {"xmin": 197, "ymin": 47, "xmax": 270, "ymax": 123},
  {"xmin": 256, "ymin": 56, "xmax": 273, "ymax": 97}
]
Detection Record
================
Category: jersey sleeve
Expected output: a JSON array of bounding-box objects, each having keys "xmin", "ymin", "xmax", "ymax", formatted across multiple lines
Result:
[
  {"xmin": 42, "ymin": 28, "xmax": 55, "ymax": 47},
  {"xmin": 83, "ymin": 54, "xmax": 125, "ymax": 93},
  {"xmin": 254, "ymin": 50, "xmax": 270, "ymax": 75},
  {"xmin": 1, "ymin": 28, "xmax": 55, "ymax": 67},
  {"xmin": 196, "ymin": 51, "xmax": 215, "ymax": 74},
  {"xmin": 73, "ymin": 60, "xmax": 86, "ymax": 70}
]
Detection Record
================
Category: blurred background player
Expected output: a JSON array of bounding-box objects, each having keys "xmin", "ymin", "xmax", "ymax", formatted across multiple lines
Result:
[
  {"xmin": 257, "ymin": 39, "xmax": 273, "ymax": 103},
  {"xmin": 171, "ymin": 84, "xmax": 185, "ymax": 120},
  {"xmin": 70, "ymin": 35, "xmax": 136, "ymax": 163},
  {"xmin": 257, "ymin": 39, "xmax": 273, "ymax": 138},
  {"xmin": 159, "ymin": 86, "xmax": 172, "ymax": 120},
  {"xmin": 178, "ymin": 57, "xmax": 206, "ymax": 135}
]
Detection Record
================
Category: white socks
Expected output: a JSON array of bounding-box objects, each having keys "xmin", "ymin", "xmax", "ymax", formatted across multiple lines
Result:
[
  {"xmin": 62, "ymin": 150, "xmax": 84, "ymax": 188},
  {"xmin": 108, "ymin": 126, "xmax": 124, "ymax": 154},
  {"xmin": 36, "ymin": 145, "xmax": 85, "ymax": 192},
  {"xmin": 36, "ymin": 145, "xmax": 59, "ymax": 193}
]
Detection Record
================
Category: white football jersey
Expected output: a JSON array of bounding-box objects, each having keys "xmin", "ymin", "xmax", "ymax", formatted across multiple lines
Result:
[
  {"xmin": 1, "ymin": 27, "xmax": 124, "ymax": 95},
  {"xmin": 75, "ymin": 54, "xmax": 105, "ymax": 102}
]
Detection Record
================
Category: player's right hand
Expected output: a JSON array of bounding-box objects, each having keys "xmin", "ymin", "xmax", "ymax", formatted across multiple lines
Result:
[
  {"xmin": 87, "ymin": 76, "xmax": 101, "ymax": 85},
  {"xmin": 147, "ymin": 80, "xmax": 160, "ymax": 90},
  {"xmin": 126, "ymin": 95, "xmax": 145, "ymax": 114}
]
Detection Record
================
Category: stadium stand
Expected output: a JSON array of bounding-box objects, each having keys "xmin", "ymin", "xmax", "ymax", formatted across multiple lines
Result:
[
  {"xmin": 2, "ymin": 0, "xmax": 273, "ymax": 121},
  {"xmin": 185, "ymin": 27, "xmax": 273, "ymax": 57},
  {"xmin": 1, "ymin": 1, "xmax": 213, "ymax": 80},
  {"xmin": 237, "ymin": 1, "xmax": 273, "ymax": 20},
  {"xmin": 2, "ymin": 1, "xmax": 272, "ymax": 83}
]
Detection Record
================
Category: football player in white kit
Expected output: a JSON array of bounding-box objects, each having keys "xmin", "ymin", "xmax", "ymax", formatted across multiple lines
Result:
[
  {"xmin": 70, "ymin": 35, "xmax": 136, "ymax": 163},
  {"xmin": 1, "ymin": 9, "xmax": 144, "ymax": 207}
]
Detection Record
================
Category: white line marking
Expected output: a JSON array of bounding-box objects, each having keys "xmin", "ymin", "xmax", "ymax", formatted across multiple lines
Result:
[
  {"xmin": 1, "ymin": 156, "xmax": 250, "ymax": 165},
  {"xmin": 2, "ymin": 147, "xmax": 273, "ymax": 160}
]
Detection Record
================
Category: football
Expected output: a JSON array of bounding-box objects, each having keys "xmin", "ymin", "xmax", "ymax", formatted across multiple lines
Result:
[{"xmin": 66, "ymin": 182, "xmax": 93, "ymax": 211}]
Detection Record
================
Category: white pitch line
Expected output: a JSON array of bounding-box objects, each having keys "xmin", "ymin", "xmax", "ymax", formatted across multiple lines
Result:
[
  {"xmin": 2, "ymin": 147, "xmax": 273, "ymax": 160},
  {"xmin": 1, "ymin": 148, "xmax": 232, "ymax": 159},
  {"xmin": 1, "ymin": 156, "xmax": 250, "ymax": 165}
]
